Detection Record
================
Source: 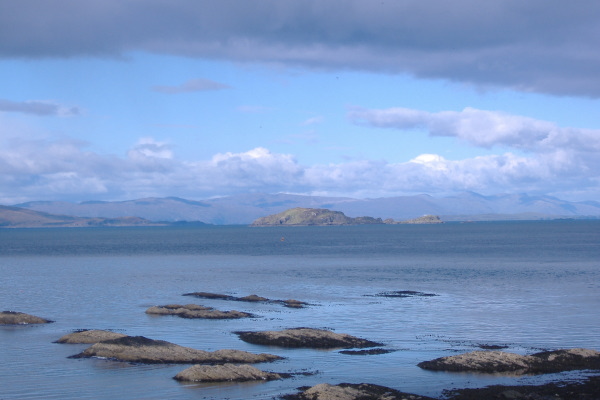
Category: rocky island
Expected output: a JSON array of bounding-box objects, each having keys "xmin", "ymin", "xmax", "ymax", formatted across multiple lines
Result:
[{"xmin": 250, "ymin": 207, "xmax": 442, "ymax": 226}]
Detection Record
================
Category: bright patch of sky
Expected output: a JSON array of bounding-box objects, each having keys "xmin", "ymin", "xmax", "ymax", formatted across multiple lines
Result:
[{"xmin": 1, "ymin": 1, "xmax": 600, "ymax": 203}]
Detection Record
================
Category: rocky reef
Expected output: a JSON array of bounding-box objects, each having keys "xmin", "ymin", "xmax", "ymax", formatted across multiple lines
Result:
[
  {"xmin": 54, "ymin": 329, "xmax": 128, "ymax": 344},
  {"xmin": 173, "ymin": 363, "xmax": 283, "ymax": 382},
  {"xmin": 417, "ymin": 348, "xmax": 600, "ymax": 374},
  {"xmin": 235, "ymin": 327, "xmax": 383, "ymax": 349},
  {"xmin": 0, "ymin": 311, "xmax": 53, "ymax": 324},
  {"xmin": 69, "ymin": 335, "xmax": 283, "ymax": 364},
  {"xmin": 145, "ymin": 304, "xmax": 254, "ymax": 319}
]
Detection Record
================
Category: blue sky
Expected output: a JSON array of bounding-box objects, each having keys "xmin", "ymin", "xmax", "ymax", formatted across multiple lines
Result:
[{"xmin": 1, "ymin": 1, "xmax": 600, "ymax": 203}]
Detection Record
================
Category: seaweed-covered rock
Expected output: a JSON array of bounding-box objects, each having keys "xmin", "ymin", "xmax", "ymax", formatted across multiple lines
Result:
[
  {"xmin": 281, "ymin": 383, "xmax": 437, "ymax": 400},
  {"xmin": 235, "ymin": 328, "xmax": 382, "ymax": 349},
  {"xmin": 173, "ymin": 363, "xmax": 282, "ymax": 382},
  {"xmin": 54, "ymin": 329, "xmax": 128, "ymax": 344},
  {"xmin": 0, "ymin": 311, "xmax": 53, "ymax": 324},
  {"xmin": 70, "ymin": 335, "xmax": 283, "ymax": 364},
  {"xmin": 145, "ymin": 304, "xmax": 253, "ymax": 319},
  {"xmin": 418, "ymin": 348, "xmax": 600, "ymax": 374}
]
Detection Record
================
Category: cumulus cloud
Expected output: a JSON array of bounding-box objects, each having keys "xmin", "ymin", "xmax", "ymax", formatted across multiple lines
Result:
[
  {"xmin": 1, "ymin": 133, "xmax": 599, "ymax": 203},
  {"xmin": 0, "ymin": 99, "xmax": 80, "ymax": 116},
  {"xmin": 2, "ymin": 1, "xmax": 600, "ymax": 97},
  {"xmin": 349, "ymin": 106, "xmax": 600, "ymax": 153},
  {"xmin": 152, "ymin": 78, "xmax": 230, "ymax": 94}
]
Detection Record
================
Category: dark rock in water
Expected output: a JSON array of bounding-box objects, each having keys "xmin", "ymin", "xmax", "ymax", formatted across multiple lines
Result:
[
  {"xmin": 173, "ymin": 363, "xmax": 282, "ymax": 382},
  {"xmin": 183, "ymin": 292, "xmax": 310, "ymax": 308},
  {"xmin": 145, "ymin": 304, "xmax": 254, "ymax": 319},
  {"xmin": 54, "ymin": 329, "xmax": 128, "ymax": 343},
  {"xmin": 69, "ymin": 335, "xmax": 283, "ymax": 364},
  {"xmin": 235, "ymin": 328, "xmax": 382, "ymax": 349},
  {"xmin": 339, "ymin": 348, "xmax": 396, "ymax": 355},
  {"xmin": 182, "ymin": 292, "xmax": 235, "ymax": 301},
  {"xmin": 0, "ymin": 311, "xmax": 53, "ymax": 324},
  {"xmin": 239, "ymin": 294, "xmax": 269, "ymax": 302},
  {"xmin": 442, "ymin": 375, "xmax": 600, "ymax": 400},
  {"xmin": 478, "ymin": 343, "xmax": 509, "ymax": 350},
  {"xmin": 371, "ymin": 290, "xmax": 438, "ymax": 298},
  {"xmin": 280, "ymin": 383, "xmax": 437, "ymax": 400},
  {"xmin": 418, "ymin": 348, "xmax": 600, "ymax": 374}
]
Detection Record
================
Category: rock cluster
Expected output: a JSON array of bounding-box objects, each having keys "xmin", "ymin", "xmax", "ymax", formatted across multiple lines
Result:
[
  {"xmin": 183, "ymin": 291, "xmax": 309, "ymax": 308},
  {"xmin": 0, "ymin": 311, "xmax": 53, "ymax": 324},
  {"xmin": 235, "ymin": 328, "xmax": 383, "ymax": 349},
  {"xmin": 69, "ymin": 335, "xmax": 283, "ymax": 364}
]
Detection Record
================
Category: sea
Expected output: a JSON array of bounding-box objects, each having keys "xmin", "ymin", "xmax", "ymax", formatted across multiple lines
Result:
[{"xmin": 1, "ymin": 220, "xmax": 599, "ymax": 400}]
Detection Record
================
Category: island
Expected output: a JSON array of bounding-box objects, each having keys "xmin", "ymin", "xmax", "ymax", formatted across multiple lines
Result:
[{"xmin": 250, "ymin": 207, "xmax": 442, "ymax": 226}]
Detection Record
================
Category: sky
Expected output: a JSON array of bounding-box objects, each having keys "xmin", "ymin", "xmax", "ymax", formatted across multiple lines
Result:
[{"xmin": 1, "ymin": 0, "xmax": 600, "ymax": 204}]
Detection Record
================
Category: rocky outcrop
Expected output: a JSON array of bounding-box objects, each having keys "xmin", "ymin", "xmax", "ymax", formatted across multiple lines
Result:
[
  {"xmin": 54, "ymin": 329, "xmax": 128, "ymax": 343},
  {"xmin": 235, "ymin": 328, "xmax": 383, "ymax": 349},
  {"xmin": 173, "ymin": 363, "xmax": 282, "ymax": 382},
  {"xmin": 281, "ymin": 383, "xmax": 437, "ymax": 400},
  {"xmin": 69, "ymin": 335, "xmax": 283, "ymax": 364},
  {"xmin": 0, "ymin": 311, "xmax": 53, "ymax": 324},
  {"xmin": 384, "ymin": 215, "xmax": 443, "ymax": 224},
  {"xmin": 250, "ymin": 208, "xmax": 383, "ymax": 226},
  {"xmin": 417, "ymin": 348, "xmax": 600, "ymax": 374},
  {"xmin": 183, "ymin": 292, "xmax": 309, "ymax": 308},
  {"xmin": 145, "ymin": 304, "xmax": 254, "ymax": 319}
]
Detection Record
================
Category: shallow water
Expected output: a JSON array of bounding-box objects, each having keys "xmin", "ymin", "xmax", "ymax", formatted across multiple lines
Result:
[{"xmin": 1, "ymin": 221, "xmax": 599, "ymax": 399}]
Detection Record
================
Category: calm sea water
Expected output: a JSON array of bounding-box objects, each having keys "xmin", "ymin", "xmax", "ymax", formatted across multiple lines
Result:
[{"xmin": 1, "ymin": 221, "xmax": 599, "ymax": 399}]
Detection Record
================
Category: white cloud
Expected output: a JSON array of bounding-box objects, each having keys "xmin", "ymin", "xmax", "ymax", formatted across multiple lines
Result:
[
  {"xmin": 0, "ymin": 99, "xmax": 80, "ymax": 116},
  {"xmin": 349, "ymin": 106, "xmax": 600, "ymax": 153}
]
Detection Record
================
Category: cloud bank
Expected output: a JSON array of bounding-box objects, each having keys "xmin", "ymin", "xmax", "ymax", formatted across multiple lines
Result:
[
  {"xmin": 2, "ymin": 1, "xmax": 600, "ymax": 97},
  {"xmin": 2, "ymin": 107, "xmax": 599, "ymax": 204}
]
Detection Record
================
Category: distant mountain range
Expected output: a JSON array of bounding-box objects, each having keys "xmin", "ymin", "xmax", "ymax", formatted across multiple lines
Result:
[
  {"xmin": 0, "ymin": 205, "xmax": 169, "ymax": 228},
  {"xmin": 6, "ymin": 192, "xmax": 600, "ymax": 226}
]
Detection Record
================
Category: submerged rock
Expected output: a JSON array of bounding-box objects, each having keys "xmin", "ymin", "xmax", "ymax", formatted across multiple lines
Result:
[
  {"xmin": 370, "ymin": 290, "xmax": 438, "ymax": 298},
  {"xmin": 173, "ymin": 363, "xmax": 282, "ymax": 382},
  {"xmin": 235, "ymin": 328, "xmax": 382, "ymax": 349},
  {"xmin": 339, "ymin": 348, "xmax": 396, "ymax": 356},
  {"xmin": 145, "ymin": 304, "xmax": 254, "ymax": 319},
  {"xmin": 281, "ymin": 383, "xmax": 437, "ymax": 400},
  {"xmin": 70, "ymin": 335, "xmax": 283, "ymax": 364},
  {"xmin": 0, "ymin": 311, "xmax": 53, "ymax": 324},
  {"xmin": 418, "ymin": 348, "xmax": 600, "ymax": 374},
  {"xmin": 54, "ymin": 329, "xmax": 128, "ymax": 344}
]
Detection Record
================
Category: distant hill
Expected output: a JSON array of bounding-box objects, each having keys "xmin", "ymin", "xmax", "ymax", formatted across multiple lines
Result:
[
  {"xmin": 11, "ymin": 192, "xmax": 600, "ymax": 225},
  {"xmin": 250, "ymin": 207, "xmax": 383, "ymax": 226},
  {"xmin": 0, "ymin": 205, "xmax": 168, "ymax": 228}
]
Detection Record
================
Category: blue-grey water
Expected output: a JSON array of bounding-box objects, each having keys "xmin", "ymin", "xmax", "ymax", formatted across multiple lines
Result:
[{"xmin": 1, "ymin": 221, "xmax": 599, "ymax": 399}]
